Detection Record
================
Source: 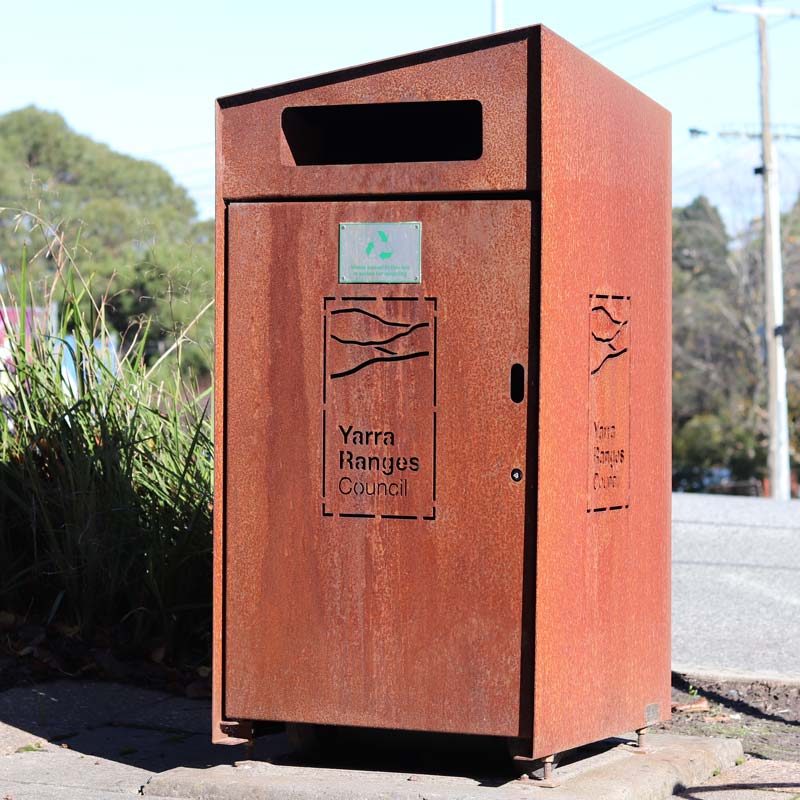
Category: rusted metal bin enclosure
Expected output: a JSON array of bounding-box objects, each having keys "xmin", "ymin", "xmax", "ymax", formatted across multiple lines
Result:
[{"xmin": 214, "ymin": 26, "xmax": 671, "ymax": 761}]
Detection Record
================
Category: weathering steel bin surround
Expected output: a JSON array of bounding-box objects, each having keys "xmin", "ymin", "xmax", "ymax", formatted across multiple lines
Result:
[{"xmin": 213, "ymin": 25, "xmax": 672, "ymax": 761}]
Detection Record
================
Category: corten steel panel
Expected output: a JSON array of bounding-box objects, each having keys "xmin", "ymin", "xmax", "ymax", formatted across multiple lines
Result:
[
  {"xmin": 531, "ymin": 28, "xmax": 671, "ymax": 758},
  {"xmin": 217, "ymin": 34, "xmax": 529, "ymax": 199},
  {"xmin": 223, "ymin": 200, "xmax": 531, "ymax": 736},
  {"xmin": 214, "ymin": 24, "xmax": 672, "ymax": 755},
  {"xmin": 213, "ymin": 173, "xmax": 246, "ymax": 746}
]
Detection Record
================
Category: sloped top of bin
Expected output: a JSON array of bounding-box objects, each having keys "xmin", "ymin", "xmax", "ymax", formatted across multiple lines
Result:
[{"xmin": 216, "ymin": 27, "xmax": 542, "ymax": 199}]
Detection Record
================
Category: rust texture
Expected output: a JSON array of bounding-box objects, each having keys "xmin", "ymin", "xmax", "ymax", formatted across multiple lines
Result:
[
  {"xmin": 224, "ymin": 200, "xmax": 531, "ymax": 736},
  {"xmin": 533, "ymin": 27, "xmax": 672, "ymax": 758},
  {"xmin": 214, "ymin": 25, "xmax": 671, "ymax": 756},
  {"xmin": 212, "ymin": 105, "xmax": 227, "ymax": 745},
  {"xmin": 213, "ymin": 108, "xmax": 251, "ymax": 747},
  {"xmin": 217, "ymin": 33, "xmax": 529, "ymax": 199}
]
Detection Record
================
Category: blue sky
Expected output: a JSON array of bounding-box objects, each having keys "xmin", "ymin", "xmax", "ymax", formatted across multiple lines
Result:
[{"xmin": 2, "ymin": 0, "xmax": 798, "ymax": 232}]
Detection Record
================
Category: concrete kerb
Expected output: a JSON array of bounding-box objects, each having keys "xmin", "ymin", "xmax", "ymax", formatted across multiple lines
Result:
[
  {"xmin": 142, "ymin": 733, "xmax": 744, "ymax": 800},
  {"xmin": 0, "ymin": 720, "xmax": 46, "ymax": 756},
  {"xmin": 671, "ymin": 666, "xmax": 800, "ymax": 686}
]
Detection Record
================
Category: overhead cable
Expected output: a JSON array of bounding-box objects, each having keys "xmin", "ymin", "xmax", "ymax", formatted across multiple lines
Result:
[
  {"xmin": 583, "ymin": 2, "xmax": 708, "ymax": 53},
  {"xmin": 631, "ymin": 17, "xmax": 791, "ymax": 79}
]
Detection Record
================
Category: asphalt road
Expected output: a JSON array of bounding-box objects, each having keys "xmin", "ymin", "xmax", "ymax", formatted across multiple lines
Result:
[{"xmin": 672, "ymin": 492, "xmax": 800, "ymax": 678}]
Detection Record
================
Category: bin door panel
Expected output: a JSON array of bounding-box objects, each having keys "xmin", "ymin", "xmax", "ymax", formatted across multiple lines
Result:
[{"xmin": 224, "ymin": 200, "xmax": 531, "ymax": 737}]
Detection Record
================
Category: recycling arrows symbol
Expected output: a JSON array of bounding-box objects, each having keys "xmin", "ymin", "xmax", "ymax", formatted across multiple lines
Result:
[{"xmin": 365, "ymin": 229, "xmax": 393, "ymax": 260}]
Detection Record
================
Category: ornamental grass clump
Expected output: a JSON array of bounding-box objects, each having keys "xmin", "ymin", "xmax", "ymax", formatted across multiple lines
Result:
[{"xmin": 0, "ymin": 212, "xmax": 214, "ymax": 662}]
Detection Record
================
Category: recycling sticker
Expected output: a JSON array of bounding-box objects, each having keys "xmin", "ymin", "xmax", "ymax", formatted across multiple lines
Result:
[
  {"xmin": 365, "ymin": 230, "xmax": 393, "ymax": 260},
  {"xmin": 339, "ymin": 222, "xmax": 421, "ymax": 284}
]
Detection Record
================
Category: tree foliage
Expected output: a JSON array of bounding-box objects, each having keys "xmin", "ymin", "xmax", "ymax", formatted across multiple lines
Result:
[
  {"xmin": 0, "ymin": 107, "xmax": 213, "ymax": 373},
  {"xmin": 672, "ymin": 194, "xmax": 800, "ymax": 490}
]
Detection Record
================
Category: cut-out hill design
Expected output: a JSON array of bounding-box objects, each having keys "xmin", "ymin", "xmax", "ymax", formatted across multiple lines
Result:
[
  {"xmin": 590, "ymin": 304, "xmax": 629, "ymax": 376},
  {"xmin": 329, "ymin": 308, "xmax": 430, "ymax": 380}
]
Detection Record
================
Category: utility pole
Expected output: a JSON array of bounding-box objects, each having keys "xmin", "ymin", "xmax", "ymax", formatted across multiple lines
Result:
[
  {"xmin": 491, "ymin": 0, "xmax": 504, "ymax": 33},
  {"xmin": 714, "ymin": 1, "xmax": 798, "ymax": 500}
]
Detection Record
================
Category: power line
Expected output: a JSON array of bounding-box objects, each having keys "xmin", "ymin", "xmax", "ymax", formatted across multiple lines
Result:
[
  {"xmin": 581, "ymin": 3, "xmax": 708, "ymax": 50},
  {"xmin": 139, "ymin": 142, "xmax": 214, "ymax": 159},
  {"xmin": 689, "ymin": 126, "xmax": 800, "ymax": 140},
  {"xmin": 631, "ymin": 17, "xmax": 791, "ymax": 79},
  {"xmin": 169, "ymin": 165, "xmax": 215, "ymax": 180},
  {"xmin": 719, "ymin": 130, "xmax": 800, "ymax": 139},
  {"xmin": 674, "ymin": 134, "xmax": 800, "ymax": 193},
  {"xmin": 672, "ymin": 144, "xmax": 758, "ymax": 191},
  {"xmin": 632, "ymin": 29, "xmax": 753, "ymax": 78},
  {"xmin": 585, "ymin": 2, "xmax": 708, "ymax": 54}
]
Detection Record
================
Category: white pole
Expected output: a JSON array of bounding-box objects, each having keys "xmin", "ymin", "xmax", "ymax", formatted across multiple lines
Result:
[
  {"xmin": 491, "ymin": 0, "xmax": 504, "ymax": 32},
  {"xmin": 763, "ymin": 136, "xmax": 791, "ymax": 499},
  {"xmin": 758, "ymin": 7, "xmax": 792, "ymax": 500},
  {"xmin": 715, "ymin": 1, "xmax": 795, "ymax": 498}
]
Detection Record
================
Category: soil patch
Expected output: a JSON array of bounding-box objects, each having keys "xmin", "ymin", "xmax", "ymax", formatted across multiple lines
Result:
[{"xmin": 661, "ymin": 671, "xmax": 800, "ymax": 762}]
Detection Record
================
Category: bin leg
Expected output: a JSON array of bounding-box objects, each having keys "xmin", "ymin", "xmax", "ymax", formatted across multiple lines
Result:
[
  {"xmin": 516, "ymin": 754, "xmax": 560, "ymax": 787},
  {"xmin": 628, "ymin": 725, "xmax": 652, "ymax": 754},
  {"xmin": 542, "ymin": 754, "xmax": 555, "ymax": 781},
  {"xmin": 534, "ymin": 754, "xmax": 560, "ymax": 787}
]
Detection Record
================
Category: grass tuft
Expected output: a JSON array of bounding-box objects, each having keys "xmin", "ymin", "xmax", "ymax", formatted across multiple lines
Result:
[
  {"xmin": 15, "ymin": 742, "xmax": 43, "ymax": 753},
  {"xmin": 0, "ymin": 212, "xmax": 214, "ymax": 661}
]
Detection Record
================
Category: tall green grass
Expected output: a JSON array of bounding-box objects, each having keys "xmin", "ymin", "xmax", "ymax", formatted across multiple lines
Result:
[{"xmin": 0, "ymin": 212, "xmax": 214, "ymax": 660}]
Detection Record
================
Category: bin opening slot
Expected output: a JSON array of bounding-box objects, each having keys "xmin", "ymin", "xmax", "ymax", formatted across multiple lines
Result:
[{"xmin": 282, "ymin": 100, "xmax": 483, "ymax": 165}]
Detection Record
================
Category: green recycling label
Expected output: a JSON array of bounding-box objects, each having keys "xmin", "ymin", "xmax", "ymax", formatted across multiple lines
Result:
[{"xmin": 339, "ymin": 222, "xmax": 421, "ymax": 284}]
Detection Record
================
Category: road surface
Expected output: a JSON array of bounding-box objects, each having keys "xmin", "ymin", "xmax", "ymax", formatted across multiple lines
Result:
[{"xmin": 672, "ymin": 492, "xmax": 800, "ymax": 678}]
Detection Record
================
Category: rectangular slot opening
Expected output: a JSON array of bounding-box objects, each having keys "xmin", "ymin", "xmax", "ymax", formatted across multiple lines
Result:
[
  {"xmin": 282, "ymin": 100, "xmax": 483, "ymax": 166},
  {"xmin": 510, "ymin": 363, "xmax": 525, "ymax": 404}
]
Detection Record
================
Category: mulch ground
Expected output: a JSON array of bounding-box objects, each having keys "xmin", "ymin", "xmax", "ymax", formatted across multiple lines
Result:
[
  {"xmin": 0, "ymin": 614, "xmax": 210, "ymax": 698},
  {"xmin": 662, "ymin": 672, "xmax": 800, "ymax": 762}
]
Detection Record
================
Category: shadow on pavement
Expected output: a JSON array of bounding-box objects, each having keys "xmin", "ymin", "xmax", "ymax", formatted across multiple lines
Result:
[
  {"xmin": 0, "ymin": 678, "xmax": 631, "ymax": 784},
  {"xmin": 675, "ymin": 782, "xmax": 800, "ymax": 798},
  {"xmin": 672, "ymin": 672, "xmax": 800, "ymax": 729},
  {"xmin": 0, "ymin": 679, "xmax": 255, "ymax": 771}
]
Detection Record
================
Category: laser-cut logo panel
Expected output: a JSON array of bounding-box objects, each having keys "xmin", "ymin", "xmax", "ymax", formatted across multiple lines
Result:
[
  {"xmin": 587, "ymin": 294, "xmax": 631, "ymax": 514},
  {"xmin": 322, "ymin": 296, "xmax": 437, "ymax": 521}
]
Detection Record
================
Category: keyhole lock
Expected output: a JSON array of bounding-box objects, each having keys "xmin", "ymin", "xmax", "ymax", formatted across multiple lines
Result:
[{"xmin": 511, "ymin": 468, "xmax": 523, "ymax": 483}]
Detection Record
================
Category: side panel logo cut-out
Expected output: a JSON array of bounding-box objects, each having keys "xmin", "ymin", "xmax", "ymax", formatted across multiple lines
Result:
[
  {"xmin": 322, "ymin": 296, "xmax": 437, "ymax": 521},
  {"xmin": 587, "ymin": 294, "xmax": 631, "ymax": 514}
]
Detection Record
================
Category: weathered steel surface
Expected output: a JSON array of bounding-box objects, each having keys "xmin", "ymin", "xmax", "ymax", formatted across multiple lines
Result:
[
  {"xmin": 532, "ymin": 27, "xmax": 671, "ymax": 758},
  {"xmin": 214, "ymin": 24, "xmax": 671, "ymax": 756},
  {"xmin": 223, "ymin": 200, "xmax": 531, "ymax": 735},
  {"xmin": 213, "ymin": 115, "xmax": 251, "ymax": 746},
  {"xmin": 217, "ymin": 33, "xmax": 529, "ymax": 199},
  {"xmin": 212, "ymin": 131, "xmax": 228, "ymax": 745}
]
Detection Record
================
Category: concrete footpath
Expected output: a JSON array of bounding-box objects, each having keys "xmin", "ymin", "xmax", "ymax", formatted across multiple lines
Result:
[
  {"xmin": 2, "ymin": 680, "xmax": 797, "ymax": 800},
  {"xmin": 142, "ymin": 734, "xmax": 743, "ymax": 800}
]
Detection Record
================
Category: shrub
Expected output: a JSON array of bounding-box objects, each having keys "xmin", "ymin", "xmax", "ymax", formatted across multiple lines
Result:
[{"xmin": 0, "ymin": 212, "xmax": 213, "ymax": 661}]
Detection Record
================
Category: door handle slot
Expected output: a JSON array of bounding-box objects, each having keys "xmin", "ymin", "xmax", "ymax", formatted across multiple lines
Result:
[{"xmin": 510, "ymin": 363, "xmax": 525, "ymax": 404}]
